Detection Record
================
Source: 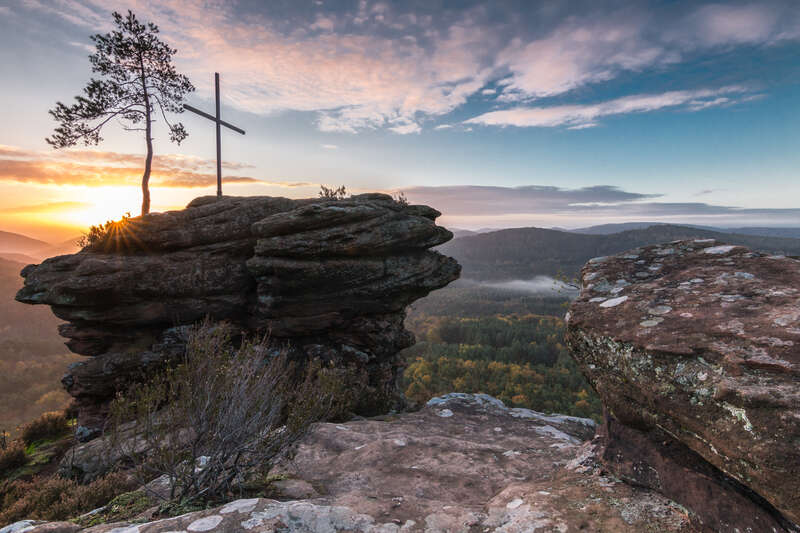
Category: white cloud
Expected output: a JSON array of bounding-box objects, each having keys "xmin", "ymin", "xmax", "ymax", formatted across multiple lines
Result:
[
  {"xmin": 465, "ymin": 86, "xmax": 752, "ymax": 129},
  {"xmin": 321, "ymin": 144, "xmax": 338, "ymax": 149},
  {"xmin": 28, "ymin": 1, "xmax": 800, "ymax": 134}
]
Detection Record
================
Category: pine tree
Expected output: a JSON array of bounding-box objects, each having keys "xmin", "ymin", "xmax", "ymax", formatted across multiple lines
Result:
[{"xmin": 46, "ymin": 10, "xmax": 195, "ymax": 215}]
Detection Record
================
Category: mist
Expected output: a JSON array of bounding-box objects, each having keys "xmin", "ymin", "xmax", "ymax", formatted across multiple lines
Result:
[{"xmin": 460, "ymin": 276, "xmax": 579, "ymax": 297}]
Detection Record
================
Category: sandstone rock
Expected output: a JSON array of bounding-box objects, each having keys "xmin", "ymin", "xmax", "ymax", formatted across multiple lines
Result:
[
  {"xmin": 566, "ymin": 239, "xmax": 800, "ymax": 530},
  {"xmin": 16, "ymin": 194, "xmax": 460, "ymax": 433},
  {"xmin": 0, "ymin": 523, "xmax": 79, "ymax": 533},
  {"xmin": 19, "ymin": 395, "xmax": 700, "ymax": 532}
]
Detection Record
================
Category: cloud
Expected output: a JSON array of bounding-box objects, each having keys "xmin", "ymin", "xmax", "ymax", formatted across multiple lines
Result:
[
  {"xmin": 321, "ymin": 144, "xmax": 338, "ymax": 150},
  {"xmin": 401, "ymin": 184, "xmax": 800, "ymax": 227},
  {"xmin": 402, "ymin": 185, "xmax": 660, "ymax": 216},
  {"xmin": 0, "ymin": 146, "xmax": 305, "ymax": 188},
  {"xmin": 26, "ymin": 1, "xmax": 800, "ymax": 134},
  {"xmin": 465, "ymin": 86, "xmax": 752, "ymax": 129},
  {"xmin": 0, "ymin": 201, "xmax": 92, "ymax": 214}
]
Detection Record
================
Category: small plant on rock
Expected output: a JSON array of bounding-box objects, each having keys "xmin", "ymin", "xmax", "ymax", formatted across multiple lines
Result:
[
  {"xmin": 76, "ymin": 212, "xmax": 131, "ymax": 250},
  {"xmin": 319, "ymin": 184, "xmax": 347, "ymax": 200}
]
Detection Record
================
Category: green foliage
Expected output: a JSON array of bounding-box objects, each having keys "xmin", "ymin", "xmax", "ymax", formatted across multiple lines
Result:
[
  {"xmin": 0, "ymin": 472, "xmax": 136, "ymax": 524},
  {"xmin": 403, "ymin": 290, "xmax": 602, "ymax": 421},
  {"xmin": 20, "ymin": 411, "xmax": 71, "ymax": 446},
  {"xmin": 46, "ymin": 10, "xmax": 194, "ymax": 149},
  {"xmin": 46, "ymin": 9, "xmax": 195, "ymax": 214},
  {"xmin": 319, "ymin": 185, "xmax": 348, "ymax": 200}
]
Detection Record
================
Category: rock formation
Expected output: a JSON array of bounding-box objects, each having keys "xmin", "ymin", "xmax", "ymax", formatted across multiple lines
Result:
[
  {"xmin": 566, "ymin": 239, "xmax": 800, "ymax": 531},
  {"xmin": 15, "ymin": 194, "xmax": 460, "ymax": 437},
  {"xmin": 3, "ymin": 394, "xmax": 710, "ymax": 533}
]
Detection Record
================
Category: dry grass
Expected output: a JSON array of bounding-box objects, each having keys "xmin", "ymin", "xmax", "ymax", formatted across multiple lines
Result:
[
  {"xmin": 0, "ymin": 471, "xmax": 137, "ymax": 523},
  {"xmin": 20, "ymin": 411, "xmax": 71, "ymax": 445},
  {"xmin": 0, "ymin": 441, "xmax": 26, "ymax": 477}
]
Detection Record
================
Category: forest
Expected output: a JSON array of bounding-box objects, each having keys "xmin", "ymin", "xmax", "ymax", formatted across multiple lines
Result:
[{"xmin": 402, "ymin": 284, "xmax": 602, "ymax": 421}]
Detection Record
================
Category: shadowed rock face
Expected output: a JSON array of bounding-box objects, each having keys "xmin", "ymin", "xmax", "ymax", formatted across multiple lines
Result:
[
  {"xmin": 566, "ymin": 239, "xmax": 800, "ymax": 531},
  {"xmin": 15, "ymin": 194, "xmax": 460, "ymax": 436}
]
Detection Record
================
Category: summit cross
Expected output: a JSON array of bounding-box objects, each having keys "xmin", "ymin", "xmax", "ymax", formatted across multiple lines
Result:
[{"xmin": 183, "ymin": 72, "xmax": 246, "ymax": 197}]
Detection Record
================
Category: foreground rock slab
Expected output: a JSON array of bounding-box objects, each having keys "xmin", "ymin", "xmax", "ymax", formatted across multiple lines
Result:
[
  {"xmin": 566, "ymin": 239, "xmax": 800, "ymax": 531},
  {"xmin": 15, "ymin": 194, "xmax": 459, "ymax": 434},
  {"xmin": 10, "ymin": 395, "xmax": 703, "ymax": 532}
]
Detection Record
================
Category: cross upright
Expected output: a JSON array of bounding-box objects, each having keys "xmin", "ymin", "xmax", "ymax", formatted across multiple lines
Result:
[{"xmin": 184, "ymin": 72, "xmax": 245, "ymax": 197}]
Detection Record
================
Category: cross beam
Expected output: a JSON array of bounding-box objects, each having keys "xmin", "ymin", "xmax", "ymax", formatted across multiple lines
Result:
[{"xmin": 183, "ymin": 72, "xmax": 245, "ymax": 197}]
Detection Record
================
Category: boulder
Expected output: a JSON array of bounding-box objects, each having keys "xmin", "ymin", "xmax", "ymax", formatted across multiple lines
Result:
[
  {"xmin": 15, "ymin": 194, "xmax": 460, "ymax": 435},
  {"xmin": 566, "ymin": 239, "xmax": 800, "ymax": 531}
]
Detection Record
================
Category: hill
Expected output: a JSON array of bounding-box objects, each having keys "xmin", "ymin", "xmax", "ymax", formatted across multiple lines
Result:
[
  {"xmin": 570, "ymin": 222, "xmax": 800, "ymax": 239},
  {"xmin": 0, "ymin": 252, "xmax": 39, "ymax": 264},
  {"xmin": 0, "ymin": 257, "xmax": 78, "ymax": 434},
  {"xmin": 439, "ymin": 224, "xmax": 800, "ymax": 280},
  {"xmin": 0, "ymin": 230, "xmax": 51, "ymax": 255}
]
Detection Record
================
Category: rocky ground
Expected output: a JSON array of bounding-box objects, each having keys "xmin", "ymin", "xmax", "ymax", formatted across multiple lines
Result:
[{"xmin": 1, "ymin": 394, "xmax": 698, "ymax": 533}]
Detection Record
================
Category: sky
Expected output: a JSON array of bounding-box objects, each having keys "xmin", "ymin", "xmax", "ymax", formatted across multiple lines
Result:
[{"xmin": 0, "ymin": 0, "xmax": 799, "ymax": 242}]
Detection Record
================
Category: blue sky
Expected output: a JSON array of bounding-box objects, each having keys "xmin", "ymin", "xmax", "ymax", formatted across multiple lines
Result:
[{"xmin": 0, "ymin": 0, "xmax": 799, "ymax": 240}]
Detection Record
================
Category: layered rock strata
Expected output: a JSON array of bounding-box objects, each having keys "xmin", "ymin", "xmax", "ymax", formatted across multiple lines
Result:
[
  {"xmin": 566, "ymin": 239, "xmax": 800, "ymax": 531},
  {"xmin": 16, "ymin": 194, "xmax": 460, "ymax": 436}
]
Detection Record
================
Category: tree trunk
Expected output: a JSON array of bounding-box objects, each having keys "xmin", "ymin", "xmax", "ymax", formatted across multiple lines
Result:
[
  {"xmin": 140, "ymin": 53, "xmax": 152, "ymax": 216},
  {"xmin": 141, "ymin": 123, "xmax": 152, "ymax": 216}
]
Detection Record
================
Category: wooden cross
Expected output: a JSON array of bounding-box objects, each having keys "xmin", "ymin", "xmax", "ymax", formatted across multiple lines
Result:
[{"xmin": 184, "ymin": 72, "xmax": 246, "ymax": 197}]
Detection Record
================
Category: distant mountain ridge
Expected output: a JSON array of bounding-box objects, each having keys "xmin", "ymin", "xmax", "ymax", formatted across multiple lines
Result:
[
  {"xmin": 439, "ymin": 224, "xmax": 800, "ymax": 281},
  {"xmin": 0, "ymin": 230, "xmax": 51, "ymax": 255},
  {"xmin": 0, "ymin": 230, "xmax": 80, "ymax": 262},
  {"xmin": 569, "ymin": 222, "xmax": 800, "ymax": 239}
]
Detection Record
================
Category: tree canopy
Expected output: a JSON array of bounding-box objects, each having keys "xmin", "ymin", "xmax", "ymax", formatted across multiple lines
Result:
[{"xmin": 47, "ymin": 10, "xmax": 195, "ymax": 215}]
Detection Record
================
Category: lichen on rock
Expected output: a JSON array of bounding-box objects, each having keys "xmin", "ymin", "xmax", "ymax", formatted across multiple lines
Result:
[{"xmin": 566, "ymin": 238, "xmax": 800, "ymax": 531}]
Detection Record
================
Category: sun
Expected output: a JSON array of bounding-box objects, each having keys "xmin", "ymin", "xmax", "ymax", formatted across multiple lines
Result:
[{"xmin": 56, "ymin": 187, "xmax": 141, "ymax": 229}]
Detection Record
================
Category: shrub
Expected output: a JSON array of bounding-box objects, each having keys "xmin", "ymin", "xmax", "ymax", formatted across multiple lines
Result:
[
  {"xmin": 319, "ymin": 185, "xmax": 347, "ymax": 200},
  {"xmin": 109, "ymin": 320, "xmax": 334, "ymax": 505},
  {"xmin": 76, "ymin": 212, "xmax": 131, "ymax": 250},
  {"xmin": 0, "ymin": 471, "xmax": 136, "ymax": 523},
  {"xmin": 21, "ymin": 411, "xmax": 70, "ymax": 445},
  {"xmin": 0, "ymin": 441, "xmax": 26, "ymax": 477}
]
